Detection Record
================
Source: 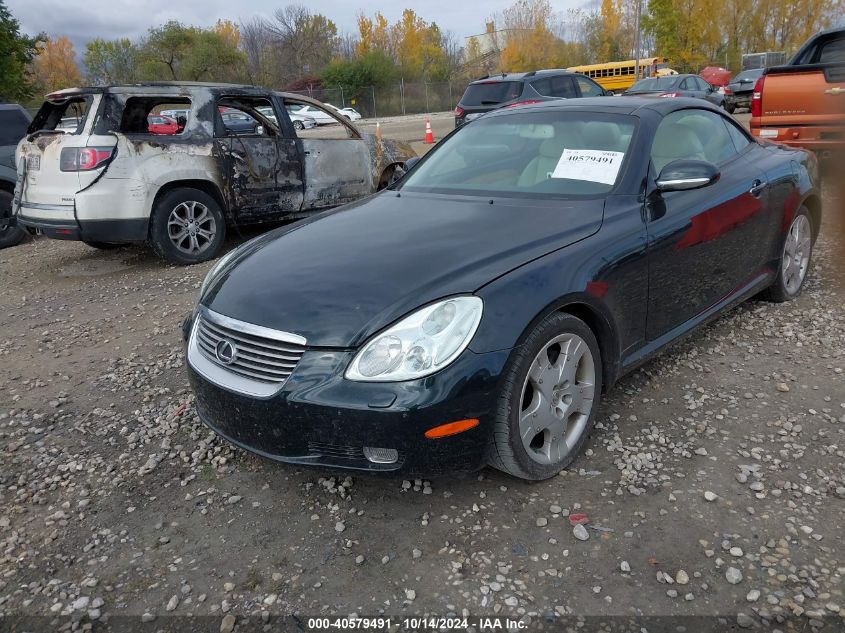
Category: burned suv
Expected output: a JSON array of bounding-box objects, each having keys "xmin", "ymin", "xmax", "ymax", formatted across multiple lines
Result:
[{"xmin": 14, "ymin": 83, "xmax": 415, "ymax": 264}]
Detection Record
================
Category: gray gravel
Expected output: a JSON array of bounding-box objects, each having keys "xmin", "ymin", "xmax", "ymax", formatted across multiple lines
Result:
[{"xmin": 0, "ymin": 187, "xmax": 842, "ymax": 627}]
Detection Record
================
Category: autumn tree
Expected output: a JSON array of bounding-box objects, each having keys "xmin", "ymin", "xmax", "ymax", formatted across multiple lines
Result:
[
  {"xmin": 32, "ymin": 36, "xmax": 81, "ymax": 94},
  {"xmin": 498, "ymin": 0, "xmax": 565, "ymax": 71},
  {"xmin": 0, "ymin": 0, "xmax": 42, "ymax": 102},
  {"xmin": 84, "ymin": 38, "xmax": 138, "ymax": 85},
  {"xmin": 356, "ymin": 12, "xmax": 391, "ymax": 57}
]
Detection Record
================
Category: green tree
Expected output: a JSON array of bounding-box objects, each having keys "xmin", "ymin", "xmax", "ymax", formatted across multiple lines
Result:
[
  {"xmin": 137, "ymin": 21, "xmax": 245, "ymax": 82},
  {"xmin": 0, "ymin": 0, "xmax": 42, "ymax": 102},
  {"xmin": 321, "ymin": 49, "xmax": 397, "ymax": 99},
  {"xmin": 84, "ymin": 38, "xmax": 138, "ymax": 85}
]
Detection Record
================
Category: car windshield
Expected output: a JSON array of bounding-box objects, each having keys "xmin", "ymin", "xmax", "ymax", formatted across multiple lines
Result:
[
  {"xmin": 461, "ymin": 81, "xmax": 523, "ymax": 105},
  {"xmin": 399, "ymin": 111, "xmax": 636, "ymax": 198},
  {"xmin": 628, "ymin": 77, "xmax": 679, "ymax": 91}
]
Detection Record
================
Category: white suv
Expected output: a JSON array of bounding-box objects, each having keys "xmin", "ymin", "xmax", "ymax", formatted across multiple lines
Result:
[{"xmin": 14, "ymin": 83, "xmax": 415, "ymax": 264}]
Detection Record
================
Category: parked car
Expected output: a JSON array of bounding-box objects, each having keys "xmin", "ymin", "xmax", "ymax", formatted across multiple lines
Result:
[
  {"xmin": 160, "ymin": 108, "xmax": 190, "ymax": 121},
  {"xmin": 750, "ymin": 27, "xmax": 845, "ymax": 156},
  {"xmin": 624, "ymin": 74, "xmax": 725, "ymax": 107},
  {"xmin": 147, "ymin": 114, "xmax": 180, "ymax": 135},
  {"xmin": 0, "ymin": 104, "xmax": 31, "ymax": 249},
  {"xmin": 334, "ymin": 107, "xmax": 362, "ymax": 121},
  {"xmin": 454, "ymin": 70, "xmax": 610, "ymax": 127},
  {"xmin": 185, "ymin": 97, "xmax": 820, "ymax": 480},
  {"xmin": 13, "ymin": 83, "xmax": 416, "ymax": 264},
  {"xmin": 723, "ymin": 68, "xmax": 764, "ymax": 113},
  {"xmin": 287, "ymin": 104, "xmax": 340, "ymax": 125},
  {"xmin": 220, "ymin": 109, "xmax": 260, "ymax": 135},
  {"xmin": 257, "ymin": 106, "xmax": 316, "ymax": 130}
]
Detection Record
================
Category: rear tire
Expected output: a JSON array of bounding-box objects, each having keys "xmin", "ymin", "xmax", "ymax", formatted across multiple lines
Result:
[
  {"xmin": 0, "ymin": 189, "xmax": 27, "ymax": 249},
  {"xmin": 149, "ymin": 188, "xmax": 226, "ymax": 265},
  {"xmin": 762, "ymin": 206, "xmax": 814, "ymax": 302},
  {"xmin": 488, "ymin": 313, "xmax": 602, "ymax": 481}
]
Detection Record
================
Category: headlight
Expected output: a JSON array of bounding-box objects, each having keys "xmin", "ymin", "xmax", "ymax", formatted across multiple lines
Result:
[
  {"xmin": 199, "ymin": 247, "xmax": 241, "ymax": 298},
  {"xmin": 346, "ymin": 296, "xmax": 483, "ymax": 382}
]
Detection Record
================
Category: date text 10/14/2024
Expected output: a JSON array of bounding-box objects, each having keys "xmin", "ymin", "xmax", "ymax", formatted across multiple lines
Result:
[{"xmin": 306, "ymin": 617, "xmax": 528, "ymax": 630}]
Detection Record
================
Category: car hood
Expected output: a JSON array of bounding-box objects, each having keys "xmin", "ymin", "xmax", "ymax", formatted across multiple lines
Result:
[{"xmin": 203, "ymin": 192, "xmax": 604, "ymax": 348}]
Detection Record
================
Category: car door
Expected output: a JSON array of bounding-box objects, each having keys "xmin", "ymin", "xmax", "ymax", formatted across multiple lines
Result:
[
  {"xmin": 282, "ymin": 98, "xmax": 373, "ymax": 209},
  {"xmin": 695, "ymin": 77, "xmax": 721, "ymax": 105},
  {"xmin": 213, "ymin": 96, "xmax": 303, "ymax": 221},
  {"xmin": 645, "ymin": 108, "xmax": 768, "ymax": 340}
]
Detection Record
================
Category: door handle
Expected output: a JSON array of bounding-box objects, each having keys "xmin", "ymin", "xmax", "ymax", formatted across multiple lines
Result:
[{"xmin": 750, "ymin": 179, "xmax": 767, "ymax": 197}]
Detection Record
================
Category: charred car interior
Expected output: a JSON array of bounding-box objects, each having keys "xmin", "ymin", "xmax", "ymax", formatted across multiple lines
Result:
[{"xmin": 13, "ymin": 83, "xmax": 415, "ymax": 264}]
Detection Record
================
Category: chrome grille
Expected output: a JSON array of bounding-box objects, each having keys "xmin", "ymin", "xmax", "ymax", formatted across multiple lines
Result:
[{"xmin": 194, "ymin": 308, "xmax": 306, "ymax": 386}]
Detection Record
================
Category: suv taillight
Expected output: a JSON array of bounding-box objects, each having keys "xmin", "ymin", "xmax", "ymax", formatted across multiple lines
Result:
[
  {"xmin": 504, "ymin": 100, "xmax": 542, "ymax": 108},
  {"xmin": 454, "ymin": 106, "xmax": 465, "ymax": 118},
  {"xmin": 60, "ymin": 147, "xmax": 115, "ymax": 172},
  {"xmin": 750, "ymin": 76, "xmax": 765, "ymax": 118}
]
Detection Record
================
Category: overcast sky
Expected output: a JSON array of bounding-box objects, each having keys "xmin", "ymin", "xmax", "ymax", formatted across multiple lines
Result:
[{"xmin": 8, "ymin": 0, "xmax": 584, "ymax": 54}]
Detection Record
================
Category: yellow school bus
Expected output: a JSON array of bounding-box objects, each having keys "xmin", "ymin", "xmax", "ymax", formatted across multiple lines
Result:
[{"xmin": 567, "ymin": 57, "xmax": 671, "ymax": 93}]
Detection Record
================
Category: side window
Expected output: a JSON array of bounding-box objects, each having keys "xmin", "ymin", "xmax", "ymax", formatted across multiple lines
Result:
[
  {"xmin": 724, "ymin": 118, "xmax": 752, "ymax": 153},
  {"xmin": 679, "ymin": 78, "xmax": 691, "ymax": 90},
  {"xmin": 285, "ymin": 100, "xmax": 358, "ymax": 140},
  {"xmin": 119, "ymin": 97, "xmax": 191, "ymax": 135},
  {"xmin": 575, "ymin": 76, "xmax": 603, "ymax": 97},
  {"xmin": 651, "ymin": 110, "xmax": 739, "ymax": 172},
  {"xmin": 818, "ymin": 36, "xmax": 845, "ymax": 63},
  {"xmin": 550, "ymin": 76, "xmax": 577, "ymax": 98},
  {"xmin": 216, "ymin": 97, "xmax": 277, "ymax": 138},
  {"xmin": 697, "ymin": 77, "xmax": 711, "ymax": 91},
  {"xmin": 531, "ymin": 78, "xmax": 552, "ymax": 97}
]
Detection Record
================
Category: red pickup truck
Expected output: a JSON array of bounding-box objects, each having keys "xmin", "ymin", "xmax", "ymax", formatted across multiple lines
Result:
[{"xmin": 750, "ymin": 27, "xmax": 845, "ymax": 158}]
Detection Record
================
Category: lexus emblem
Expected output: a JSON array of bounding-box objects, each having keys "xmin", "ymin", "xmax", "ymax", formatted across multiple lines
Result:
[{"xmin": 215, "ymin": 338, "xmax": 238, "ymax": 365}]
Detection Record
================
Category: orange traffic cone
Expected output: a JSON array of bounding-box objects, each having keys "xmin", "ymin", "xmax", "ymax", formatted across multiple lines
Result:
[{"xmin": 424, "ymin": 118, "xmax": 434, "ymax": 144}]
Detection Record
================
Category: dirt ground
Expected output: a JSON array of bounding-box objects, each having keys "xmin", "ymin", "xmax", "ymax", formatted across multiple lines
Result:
[{"xmin": 1, "ymin": 129, "xmax": 843, "ymax": 633}]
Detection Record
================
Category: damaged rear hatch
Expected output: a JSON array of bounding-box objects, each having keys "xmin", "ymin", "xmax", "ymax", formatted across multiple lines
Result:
[{"xmin": 14, "ymin": 89, "xmax": 117, "ymax": 232}]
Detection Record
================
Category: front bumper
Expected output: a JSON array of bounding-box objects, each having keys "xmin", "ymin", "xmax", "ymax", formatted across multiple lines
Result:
[{"xmin": 185, "ymin": 314, "xmax": 511, "ymax": 476}]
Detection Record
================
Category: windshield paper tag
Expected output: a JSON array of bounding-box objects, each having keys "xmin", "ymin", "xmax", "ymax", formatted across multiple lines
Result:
[{"xmin": 551, "ymin": 149, "xmax": 624, "ymax": 185}]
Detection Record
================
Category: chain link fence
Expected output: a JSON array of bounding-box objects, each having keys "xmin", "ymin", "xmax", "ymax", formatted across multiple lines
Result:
[{"xmin": 286, "ymin": 81, "xmax": 466, "ymax": 118}]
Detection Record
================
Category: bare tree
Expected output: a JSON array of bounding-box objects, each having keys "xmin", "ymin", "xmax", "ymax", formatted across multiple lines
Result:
[
  {"xmin": 239, "ymin": 17, "xmax": 274, "ymax": 86},
  {"xmin": 267, "ymin": 5, "xmax": 339, "ymax": 85}
]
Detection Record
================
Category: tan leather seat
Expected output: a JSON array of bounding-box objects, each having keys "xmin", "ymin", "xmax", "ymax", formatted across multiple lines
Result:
[{"xmin": 517, "ymin": 126, "xmax": 585, "ymax": 187}]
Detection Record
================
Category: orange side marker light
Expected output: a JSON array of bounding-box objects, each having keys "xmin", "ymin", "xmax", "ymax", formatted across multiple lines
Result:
[{"xmin": 424, "ymin": 418, "xmax": 479, "ymax": 439}]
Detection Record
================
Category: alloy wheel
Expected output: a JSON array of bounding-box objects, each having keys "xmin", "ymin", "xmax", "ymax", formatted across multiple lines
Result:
[
  {"xmin": 167, "ymin": 201, "xmax": 216, "ymax": 255},
  {"xmin": 782, "ymin": 214, "xmax": 811, "ymax": 295},
  {"xmin": 518, "ymin": 333, "xmax": 596, "ymax": 465}
]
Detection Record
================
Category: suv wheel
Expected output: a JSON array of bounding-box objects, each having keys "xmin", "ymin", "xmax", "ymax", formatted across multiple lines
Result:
[
  {"xmin": 0, "ymin": 190, "xmax": 27, "ymax": 249},
  {"xmin": 149, "ymin": 188, "xmax": 225, "ymax": 265}
]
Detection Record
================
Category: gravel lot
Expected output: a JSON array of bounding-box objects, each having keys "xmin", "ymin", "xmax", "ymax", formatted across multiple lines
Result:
[{"xmin": 1, "ymin": 170, "xmax": 843, "ymax": 630}]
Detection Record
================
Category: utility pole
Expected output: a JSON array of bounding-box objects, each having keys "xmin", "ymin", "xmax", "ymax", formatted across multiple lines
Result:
[{"xmin": 633, "ymin": 0, "xmax": 642, "ymax": 80}]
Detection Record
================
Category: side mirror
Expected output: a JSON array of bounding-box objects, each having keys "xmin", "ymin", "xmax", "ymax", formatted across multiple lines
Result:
[
  {"xmin": 656, "ymin": 159, "xmax": 720, "ymax": 192},
  {"xmin": 255, "ymin": 125, "xmax": 265, "ymax": 135}
]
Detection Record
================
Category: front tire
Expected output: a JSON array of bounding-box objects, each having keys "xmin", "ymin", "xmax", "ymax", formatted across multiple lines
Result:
[
  {"xmin": 149, "ymin": 188, "xmax": 225, "ymax": 265},
  {"xmin": 763, "ymin": 206, "xmax": 814, "ymax": 302},
  {"xmin": 488, "ymin": 313, "xmax": 602, "ymax": 481},
  {"xmin": 293, "ymin": 120, "xmax": 304, "ymax": 130}
]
